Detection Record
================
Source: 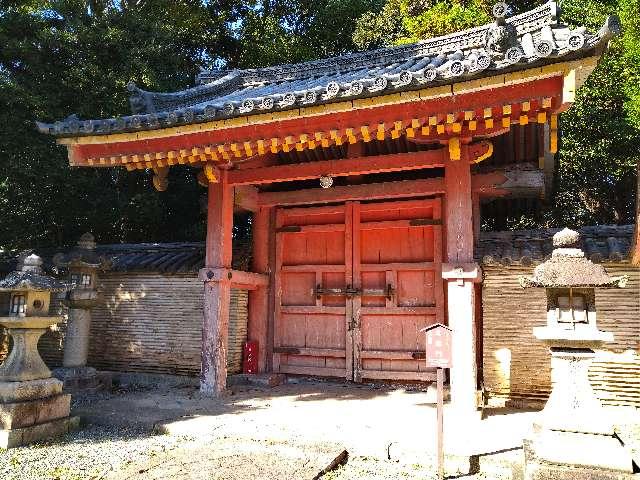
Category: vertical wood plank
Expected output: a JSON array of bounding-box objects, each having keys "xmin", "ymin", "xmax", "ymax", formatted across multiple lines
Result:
[
  {"xmin": 433, "ymin": 200, "xmax": 445, "ymax": 324},
  {"xmin": 352, "ymin": 202, "xmax": 363, "ymax": 382},
  {"xmin": 272, "ymin": 211, "xmax": 285, "ymax": 372},
  {"xmin": 248, "ymin": 206, "xmax": 270, "ymax": 372},
  {"xmin": 444, "ymin": 150, "xmax": 477, "ymax": 414},
  {"xmin": 472, "ymin": 193, "xmax": 481, "ymax": 248},
  {"xmin": 345, "ymin": 202, "xmax": 354, "ymax": 381},
  {"xmin": 266, "ymin": 208, "xmax": 277, "ymax": 372},
  {"xmin": 445, "ymin": 154, "xmax": 474, "ymax": 263}
]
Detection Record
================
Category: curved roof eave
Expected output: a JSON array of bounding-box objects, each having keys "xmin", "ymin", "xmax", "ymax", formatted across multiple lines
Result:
[{"xmin": 36, "ymin": 3, "xmax": 619, "ymax": 139}]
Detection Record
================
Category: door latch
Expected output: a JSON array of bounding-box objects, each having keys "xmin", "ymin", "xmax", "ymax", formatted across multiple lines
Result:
[{"xmin": 348, "ymin": 316, "xmax": 359, "ymax": 331}]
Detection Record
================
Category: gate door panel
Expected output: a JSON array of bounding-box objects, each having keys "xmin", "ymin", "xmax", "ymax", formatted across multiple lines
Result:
[
  {"xmin": 354, "ymin": 199, "xmax": 443, "ymax": 382},
  {"xmin": 274, "ymin": 199, "xmax": 443, "ymax": 382},
  {"xmin": 274, "ymin": 204, "xmax": 352, "ymax": 378}
]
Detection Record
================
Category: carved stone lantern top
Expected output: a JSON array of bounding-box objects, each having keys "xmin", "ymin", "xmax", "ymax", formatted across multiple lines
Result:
[
  {"xmin": 519, "ymin": 228, "xmax": 628, "ymax": 289},
  {"xmin": 0, "ymin": 254, "xmax": 68, "ymax": 293},
  {"xmin": 519, "ymin": 228, "xmax": 627, "ymax": 348},
  {"xmin": 52, "ymin": 233, "xmax": 111, "ymax": 271}
]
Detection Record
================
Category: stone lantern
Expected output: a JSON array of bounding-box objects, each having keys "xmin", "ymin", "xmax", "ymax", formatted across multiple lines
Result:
[
  {"xmin": 0, "ymin": 254, "xmax": 78, "ymax": 448},
  {"xmin": 52, "ymin": 233, "xmax": 111, "ymax": 392},
  {"xmin": 519, "ymin": 228, "xmax": 634, "ymax": 478}
]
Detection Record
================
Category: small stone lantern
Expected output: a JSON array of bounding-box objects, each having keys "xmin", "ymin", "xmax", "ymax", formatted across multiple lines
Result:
[
  {"xmin": 519, "ymin": 228, "xmax": 633, "ymax": 477},
  {"xmin": 52, "ymin": 233, "xmax": 111, "ymax": 392},
  {"xmin": 0, "ymin": 254, "xmax": 78, "ymax": 448}
]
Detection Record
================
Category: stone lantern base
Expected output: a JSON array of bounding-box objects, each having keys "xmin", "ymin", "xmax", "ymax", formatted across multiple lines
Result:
[
  {"xmin": 0, "ymin": 377, "xmax": 80, "ymax": 449},
  {"xmin": 523, "ymin": 347, "xmax": 636, "ymax": 479}
]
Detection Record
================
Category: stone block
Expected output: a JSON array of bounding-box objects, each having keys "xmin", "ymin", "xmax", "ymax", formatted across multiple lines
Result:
[
  {"xmin": 52, "ymin": 367, "xmax": 112, "ymax": 393},
  {"xmin": 0, "ymin": 394, "xmax": 70, "ymax": 429},
  {"xmin": 229, "ymin": 373, "xmax": 285, "ymax": 388},
  {"xmin": 52, "ymin": 366, "xmax": 96, "ymax": 381},
  {"xmin": 524, "ymin": 461, "xmax": 637, "ymax": 480},
  {"xmin": 533, "ymin": 430, "xmax": 633, "ymax": 473},
  {"xmin": 0, "ymin": 378, "xmax": 62, "ymax": 403},
  {"xmin": 0, "ymin": 416, "xmax": 79, "ymax": 449},
  {"xmin": 524, "ymin": 434, "xmax": 636, "ymax": 480}
]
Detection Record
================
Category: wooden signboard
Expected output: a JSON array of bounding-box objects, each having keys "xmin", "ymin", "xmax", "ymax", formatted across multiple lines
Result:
[
  {"xmin": 421, "ymin": 323, "xmax": 452, "ymax": 480},
  {"xmin": 423, "ymin": 323, "xmax": 452, "ymax": 368}
]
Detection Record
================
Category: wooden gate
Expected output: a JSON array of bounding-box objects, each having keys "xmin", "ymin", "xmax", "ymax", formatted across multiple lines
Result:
[{"xmin": 273, "ymin": 198, "xmax": 443, "ymax": 382}]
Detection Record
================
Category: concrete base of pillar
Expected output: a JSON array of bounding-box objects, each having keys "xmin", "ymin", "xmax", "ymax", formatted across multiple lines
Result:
[
  {"xmin": 0, "ymin": 393, "xmax": 70, "ymax": 429},
  {"xmin": 227, "ymin": 373, "xmax": 285, "ymax": 388},
  {"xmin": 0, "ymin": 416, "xmax": 80, "ymax": 449},
  {"xmin": 52, "ymin": 367, "xmax": 112, "ymax": 394}
]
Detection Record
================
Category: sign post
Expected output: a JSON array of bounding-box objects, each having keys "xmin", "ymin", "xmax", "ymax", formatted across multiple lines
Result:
[{"xmin": 421, "ymin": 323, "xmax": 452, "ymax": 480}]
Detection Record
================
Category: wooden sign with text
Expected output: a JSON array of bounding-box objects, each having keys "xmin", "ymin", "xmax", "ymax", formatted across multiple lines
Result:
[{"xmin": 422, "ymin": 323, "xmax": 452, "ymax": 369}]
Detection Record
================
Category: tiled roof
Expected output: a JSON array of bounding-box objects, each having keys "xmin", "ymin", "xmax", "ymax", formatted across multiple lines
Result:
[
  {"xmin": 0, "ymin": 241, "xmax": 251, "ymax": 276},
  {"xmin": 478, "ymin": 225, "xmax": 635, "ymax": 266},
  {"xmin": 37, "ymin": 2, "xmax": 619, "ymax": 138}
]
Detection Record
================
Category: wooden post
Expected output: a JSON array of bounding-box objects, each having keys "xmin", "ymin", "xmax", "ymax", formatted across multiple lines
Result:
[
  {"xmin": 247, "ymin": 206, "xmax": 270, "ymax": 372},
  {"xmin": 472, "ymin": 192, "xmax": 481, "ymax": 247},
  {"xmin": 445, "ymin": 145, "xmax": 474, "ymax": 262},
  {"xmin": 437, "ymin": 367, "xmax": 445, "ymax": 480},
  {"xmin": 443, "ymin": 141, "xmax": 481, "ymax": 417},
  {"xmin": 201, "ymin": 170, "xmax": 234, "ymax": 396}
]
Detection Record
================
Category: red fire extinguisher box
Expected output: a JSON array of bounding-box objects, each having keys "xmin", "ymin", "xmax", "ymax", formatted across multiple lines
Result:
[{"xmin": 243, "ymin": 341, "xmax": 258, "ymax": 374}]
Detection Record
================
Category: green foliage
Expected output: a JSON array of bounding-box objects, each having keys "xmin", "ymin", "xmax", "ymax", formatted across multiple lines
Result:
[
  {"xmin": 400, "ymin": 0, "xmax": 492, "ymax": 42},
  {"xmin": 236, "ymin": 0, "xmax": 382, "ymax": 67},
  {"xmin": 353, "ymin": 0, "xmax": 536, "ymax": 49},
  {"xmin": 0, "ymin": 1, "xmax": 246, "ymax": 250},
  {"xmin": 0, "ymin": 0, "xmax": 637, "ymax": 254},
  {"xmin": 553, "ymin": 43, "xmax": 639, "ymax": 226},
  {"xmin": 619, "ymin": 0, "xmax": 640, "ymax": 127}
]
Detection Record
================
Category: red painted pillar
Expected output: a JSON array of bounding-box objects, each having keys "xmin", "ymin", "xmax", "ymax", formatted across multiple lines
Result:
[
  {"xmin": 247, "ymin": 206, "xmax": 270, "ymax": 372},
  {"xmin": 200, "ymin": 170, "xmax": 234, "ymax": 396},
  {"xmin": 443, "ymin": 143, "xmax": 482, "ymax": 417}
]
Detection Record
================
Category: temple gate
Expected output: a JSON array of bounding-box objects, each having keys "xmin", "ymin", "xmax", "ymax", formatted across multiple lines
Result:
[{"xmin": 37, "ymin": 2, "xmax": 618, "ymax": 417}]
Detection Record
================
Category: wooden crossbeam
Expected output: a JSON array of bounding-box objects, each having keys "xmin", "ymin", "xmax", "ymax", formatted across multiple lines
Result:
[
  {"xmin": 258, "ymin": 177, "xmax": 446, "ymax": 206},
  {"xmin": 258, "ymin": 163, "xmax": 543, "ymax": 207},
  {"xmin": 227, "ymin": 150, "xmax": 446, "ymax": 186}
]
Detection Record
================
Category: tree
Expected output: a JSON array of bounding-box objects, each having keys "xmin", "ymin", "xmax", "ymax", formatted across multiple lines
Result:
[
  {"xmin": 0, "ymin": 0, "xmax": 243, "ymax": 250},
  {"xmin": 0, "ymin": 0, "xmax": 382, "ymax": 252},
  {"xmin": 235, "ymin": 0, "xmax": 383, "ymax": 68}
]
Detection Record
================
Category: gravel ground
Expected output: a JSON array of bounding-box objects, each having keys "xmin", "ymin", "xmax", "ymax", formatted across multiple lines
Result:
[
  {"xmin": 0, "ymin": 424, "xmax": 194, "ymax": 480},
  {"xmin": 1, "ymin": 383, "xmax": 638, "ymax": 480},
  {"xmin": 0, "ymin": 385, "xmax": 197, "ymax": 480}
]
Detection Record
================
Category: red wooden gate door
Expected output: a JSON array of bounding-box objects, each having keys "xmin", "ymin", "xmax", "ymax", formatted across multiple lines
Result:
[{"xmin": 274, "ymin": 199, "xmax": 443, "ymax": 382}]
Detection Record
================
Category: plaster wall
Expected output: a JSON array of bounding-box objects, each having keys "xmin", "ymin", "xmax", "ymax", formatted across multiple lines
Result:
[{"xmin": 0, "ymin": 273, "xmax": 249, "ymax": 376}]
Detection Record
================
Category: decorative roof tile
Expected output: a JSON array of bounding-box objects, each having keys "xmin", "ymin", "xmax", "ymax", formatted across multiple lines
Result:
[
  {"xmin": 36, "ymin": 2, "xmax": 619, "ymax": 138},
  {"xmin": 478, "ymin": 224, "xmax": 634, "ymax": 266}
]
